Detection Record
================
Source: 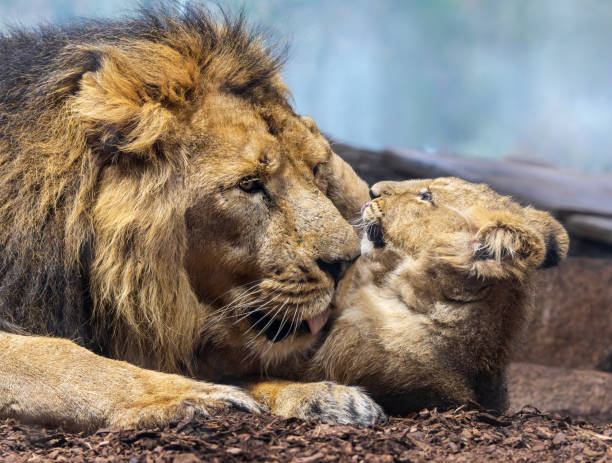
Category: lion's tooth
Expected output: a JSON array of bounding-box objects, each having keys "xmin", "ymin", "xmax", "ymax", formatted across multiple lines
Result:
[{"xmin": 307, "ymin": 307, "xmax": 331, "ymax": 336}]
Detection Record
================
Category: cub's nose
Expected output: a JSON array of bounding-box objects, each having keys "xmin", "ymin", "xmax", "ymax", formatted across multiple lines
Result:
[{"xmin": 316, "ymin": 255, "xmax": 360, "ymax": 286}]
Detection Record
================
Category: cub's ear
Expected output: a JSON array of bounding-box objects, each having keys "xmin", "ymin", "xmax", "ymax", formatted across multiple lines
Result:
[
  {"xmin": 70, "ymin": 43, "xmax": 200, "ymax": 160},
  {"xmin": 438, "ymin": 208, "xmax": 547, "ymax": 280},
  {"xmin": 523, "ymin": 208, "xmax": 569, "ymax": 268}
]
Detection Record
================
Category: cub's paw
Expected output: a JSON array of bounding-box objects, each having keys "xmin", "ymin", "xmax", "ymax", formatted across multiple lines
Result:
[
  {"xmin": 110, "ymin": 378, "xmax": 265, "ymax": 429},
  {"xmin": 271, "ymin": 381, "xmax": 386, "ymax": 426}
]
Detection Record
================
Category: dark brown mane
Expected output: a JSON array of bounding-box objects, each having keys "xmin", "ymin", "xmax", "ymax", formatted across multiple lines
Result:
[{"xmin": 0, "ymin": 4, "xmax": 286, "ymax": 368}]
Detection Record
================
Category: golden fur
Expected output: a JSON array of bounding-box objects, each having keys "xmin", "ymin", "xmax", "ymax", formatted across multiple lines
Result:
[{"xmin": 0, "ymin": 6, "xmax": 381, "ymax": 430}]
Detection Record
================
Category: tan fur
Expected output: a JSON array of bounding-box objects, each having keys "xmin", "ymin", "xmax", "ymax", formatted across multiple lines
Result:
[
  {"xmin": 0, "ymin": 332, "xmax": 262, "ymax": 431},
  {"xmin": 76, "ymin": 43, "xmax": 364, "ymax": 372},
  {"xmin": 0, "ymin": 7, "xmax": 373, "ymax": 430}
]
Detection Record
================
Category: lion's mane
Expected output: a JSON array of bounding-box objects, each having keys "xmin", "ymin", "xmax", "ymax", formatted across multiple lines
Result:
[{"xmin": 0, "ymin": 5, "xmax": 285, "ymax": 372}]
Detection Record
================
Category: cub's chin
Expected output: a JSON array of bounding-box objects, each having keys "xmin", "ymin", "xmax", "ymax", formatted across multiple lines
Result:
[{"xmin": 361, "ymin": 221, "xmax": 385, "ymax": 257}]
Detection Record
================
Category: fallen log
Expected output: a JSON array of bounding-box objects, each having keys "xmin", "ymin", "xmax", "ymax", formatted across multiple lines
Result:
[
  {"xmin": 332, "ymin": 142, "xmax": 612, "ymax": 254},
  {"xmin": 565, "ymin": 214, "xmax": 612, "ymax": 246},
  {"xmin": 387, "ymin": 147, "xmax": 612, "ymax": 218}
]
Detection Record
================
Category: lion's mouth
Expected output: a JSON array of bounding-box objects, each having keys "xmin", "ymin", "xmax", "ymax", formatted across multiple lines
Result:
[{"xmin": 247, "ymin": 307, "xmax": 331, "ymax": 343}]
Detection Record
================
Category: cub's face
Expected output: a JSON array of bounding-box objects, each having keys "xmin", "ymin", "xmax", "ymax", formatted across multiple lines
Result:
[
  {"xmin": 360, "ymin": 177, "xmax": 568, "ymax": 292},
  {"xmin": 361, "ymin": 178, "xmax": 517, "ymax": 258},
  {"xmin": 182, "ymin": 93, "xmax": 363, "ymax": 361}
]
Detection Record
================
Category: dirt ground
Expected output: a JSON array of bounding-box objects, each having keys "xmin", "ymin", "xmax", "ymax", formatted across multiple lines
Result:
[{"xmin": 1, "ymin": 408, "xmax": 610, "ymax": 462}]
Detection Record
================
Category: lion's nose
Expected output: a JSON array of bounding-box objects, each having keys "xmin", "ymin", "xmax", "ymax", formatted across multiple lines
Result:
[{"xmin": 316, "ymin": 255, "xmax": 360, "ymax": 286}]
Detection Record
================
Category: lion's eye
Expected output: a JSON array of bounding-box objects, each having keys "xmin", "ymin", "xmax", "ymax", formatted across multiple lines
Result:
[
  {"xmin": 418, "ymin": 190, "xmax": 433, "ymax": 202},
  {"xmin": 239, "ymin": 178, "xmax": 264, "ymax": 194}
]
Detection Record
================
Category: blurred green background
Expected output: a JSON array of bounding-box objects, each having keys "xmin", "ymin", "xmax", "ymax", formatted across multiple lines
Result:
[{"xmin": 2, "ymin": 0, "xmax": 611, "ymax": 173}]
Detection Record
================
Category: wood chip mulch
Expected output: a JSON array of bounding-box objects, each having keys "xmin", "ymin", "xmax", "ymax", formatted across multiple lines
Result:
[{"xmin": 1, "ymin": 408, "xmax": 611, "ymax": 462}]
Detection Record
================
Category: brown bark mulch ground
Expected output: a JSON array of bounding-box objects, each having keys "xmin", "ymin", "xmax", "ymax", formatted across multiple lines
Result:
[{"xmin": 1, "ymin": 408, "xmax": 611, "ymax": 462}]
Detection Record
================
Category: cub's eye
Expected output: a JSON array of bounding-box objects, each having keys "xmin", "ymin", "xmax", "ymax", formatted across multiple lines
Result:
[
  {"xmin": 238, "ymin": 178, "xmax": 264, "ymax": 194},
  {"xmin": 418, "ymin": 190, "xmax": 433, "ymax": 202}
]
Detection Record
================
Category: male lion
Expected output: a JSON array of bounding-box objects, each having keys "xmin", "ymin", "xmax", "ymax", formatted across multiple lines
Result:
[
  {"xmin": 252, "ymin": 178, "xmax": 568, "ymax": 416},
  {"xmin": 0, "ymin": 6, "xmax": 384, "ymax": 430}
]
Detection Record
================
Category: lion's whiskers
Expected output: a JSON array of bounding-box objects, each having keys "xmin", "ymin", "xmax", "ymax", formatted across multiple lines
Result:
[
  {"xmin": 349, "ymin": 216, "xmax": 370, "ymax": 230},
  {"xmin": 242, "ymin": 290, "xmax": 285, "ymax": 335},
  {"xmin": 250, "ymin": 300, "xmax": 287, "ymax": 340},
  {"xmin": 289, "ymin": 288, "xmax": 302, "ymax": 337},
  {"xmin": 208, "ymin": 279, "xmax": 263, "ymax": 310},
  {"xmin": 200, "ymin": 281, "xmax": 264, "ymax": 333},
  {"xmin": 261, "ymin": 302, "xmax": 290, "ymax": 355},
  {"xmin": 243, "ymin": 290, "xmax": 287, "ymax": 354}
]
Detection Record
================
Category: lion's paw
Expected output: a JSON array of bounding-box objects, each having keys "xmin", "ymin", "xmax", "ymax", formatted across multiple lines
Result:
[
  {"xmin": 110, "ymin": 379, "xmax": 265, "ymax": 429},
  {"xmin": 271, "ymin": 381, "xmax": 386, "ymax": 427},
  {"xmin": 198, "ymin": 383, "xmax": 266, "ymax": 414}
]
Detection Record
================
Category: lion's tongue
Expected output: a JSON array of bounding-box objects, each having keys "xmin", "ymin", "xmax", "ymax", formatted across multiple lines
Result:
[{"xmin": 307, "ymin": 307, "xmax": 331, "ymax": 336}]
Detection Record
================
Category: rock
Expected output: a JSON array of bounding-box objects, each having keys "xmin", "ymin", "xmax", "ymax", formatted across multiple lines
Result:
[
  {"xmin": 515, "ymin": 258, "xmax": 612, "ymax": 371},
  {"xmin": 507, "ymin": 363, "xmax": 612, "ymax": 423}
]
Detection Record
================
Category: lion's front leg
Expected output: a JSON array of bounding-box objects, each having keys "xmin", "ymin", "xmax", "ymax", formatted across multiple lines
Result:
[
  {"xmin": 246, "ymin": 379, "xmax": 386, "ymax": 426},
  {"xmin": 0, "ymin": 333, "xmax": 263, "ymax": 431}
]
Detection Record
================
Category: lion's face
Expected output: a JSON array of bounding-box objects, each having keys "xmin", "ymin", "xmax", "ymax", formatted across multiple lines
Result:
[
  {"xmin": 181, "ymin": 92, "xmax": 361, "ymax": 360},
  {"xmin": 63, "ymin": 15, "xmax": 369, "ymax": 372}
]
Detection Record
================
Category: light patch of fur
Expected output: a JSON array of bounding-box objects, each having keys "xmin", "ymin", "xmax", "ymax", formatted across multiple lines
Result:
[{"xmin": 360, "ymin": 233, "xmax": 374, "ymax": 257}]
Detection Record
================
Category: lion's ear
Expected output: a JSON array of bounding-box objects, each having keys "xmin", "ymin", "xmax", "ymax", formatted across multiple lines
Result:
[
  {"xmin": 523, "ymin": 208, "xmax": 569, "ymax": 268},
  {"xmin": 71, "ymin": 43, "xmax": 200, "ymax": 159},
  {"xmin": 438, "ymin": 208, "xmax": 547, "ymax": 280}
]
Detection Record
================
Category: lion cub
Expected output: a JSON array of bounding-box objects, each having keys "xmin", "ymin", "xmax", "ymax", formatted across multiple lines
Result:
[{"xmin": 301, "ymin": 177, "xmax": 569, "ymax": 413}]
